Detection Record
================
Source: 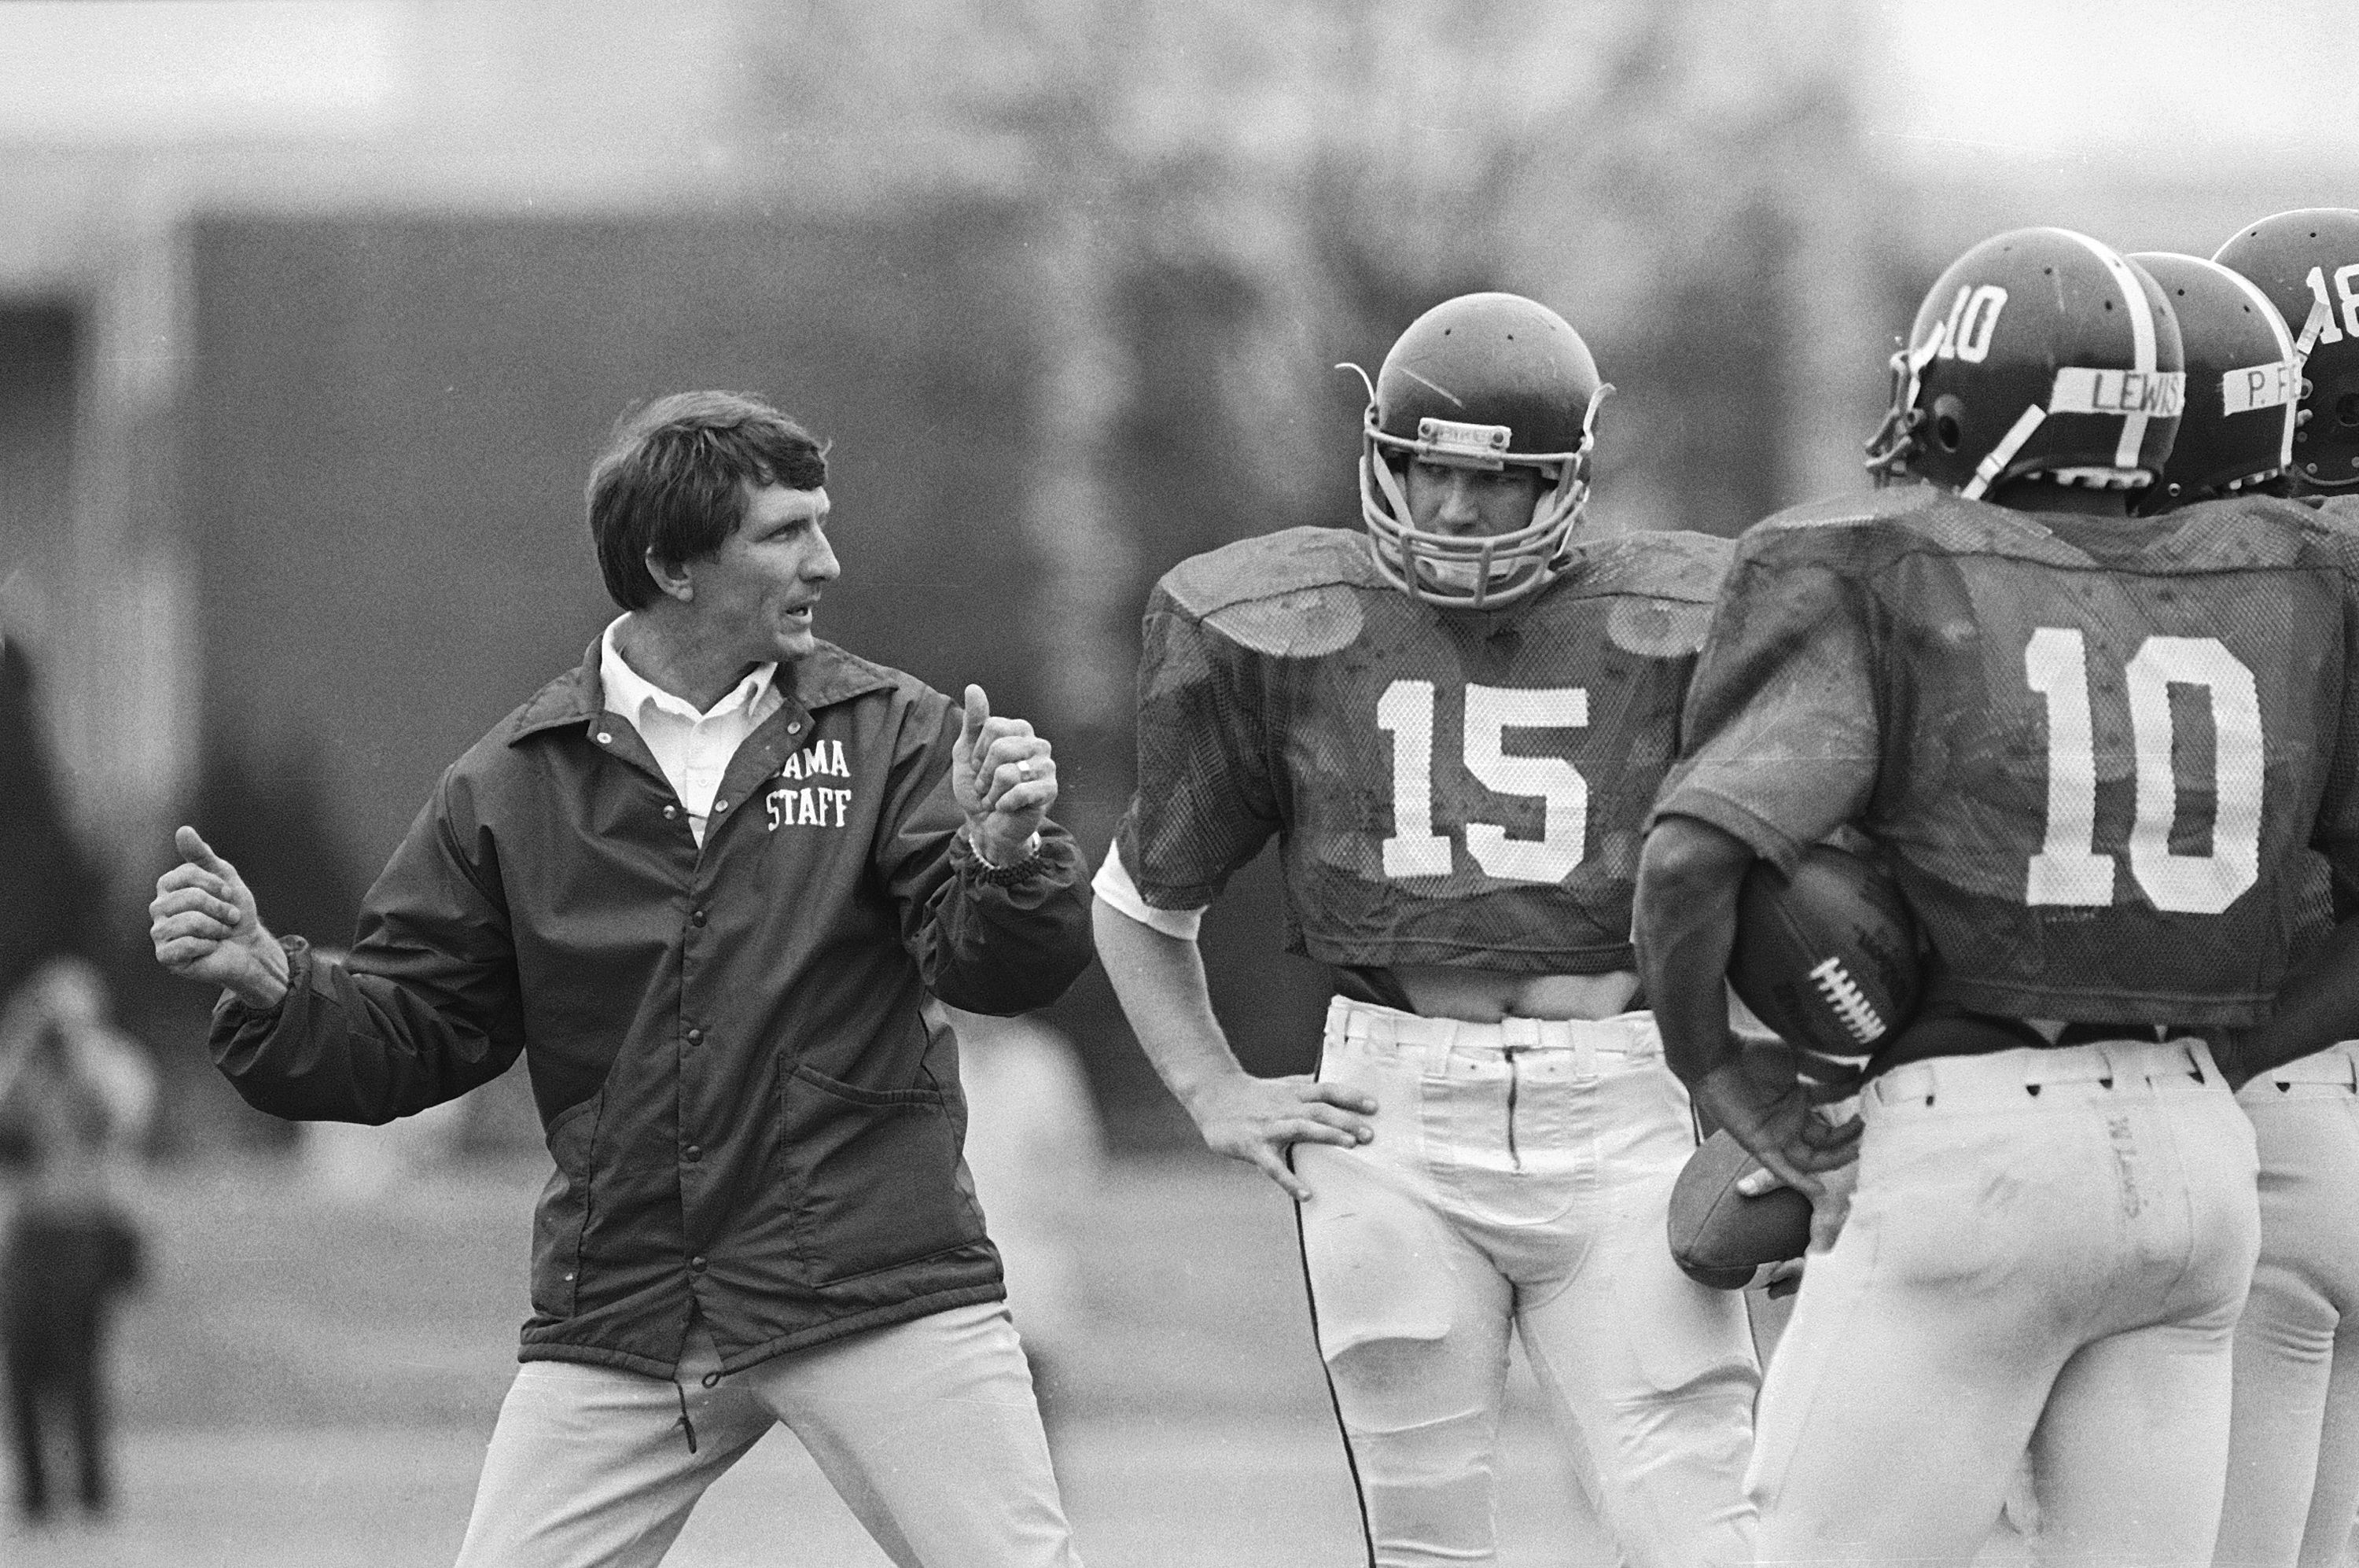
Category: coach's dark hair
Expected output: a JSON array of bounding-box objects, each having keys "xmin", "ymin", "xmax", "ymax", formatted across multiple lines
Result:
[{"xmin": 587, "ymin": 392, "xmax": 829, "ymax": 610}]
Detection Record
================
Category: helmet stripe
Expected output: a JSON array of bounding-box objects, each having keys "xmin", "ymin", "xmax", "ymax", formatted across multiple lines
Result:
[
  {"xmin": 2055, "ymin": 229, "xmax": 2158, "ymax": 469},
  {"xmin": 2197, "ymin": 255, "xmax": 2301, "ymax": 469}
]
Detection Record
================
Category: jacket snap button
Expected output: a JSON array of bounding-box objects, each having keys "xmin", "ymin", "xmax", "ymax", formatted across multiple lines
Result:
[
  {"xmin": 663, "ymin": 805, "xmax": 677, "ymax": 819},
  {"xmin": 683, "ymin": 1145, "xmax": 701, "ymax": 1163},
  {"xmin": 685, "ymin": 1027, "xmax": 704, "ymax": 1044},
  {"xmin": 595, "ymin": 731, "xmax": 613, "ymax": 744},
  {"xmin": 715, "ymin": 799, "xmax": 728, "ymax": 812},
  {"xmin": 787, "ymin": 722, "xmax": 801, "ymax": 734},
  {"xmin": 689, "ymin": 1255, "xmax": 708, "ymax": 1274},
  {"xmin": 690, "ymin": 909, "xmax": 707, "ymax": 927}
]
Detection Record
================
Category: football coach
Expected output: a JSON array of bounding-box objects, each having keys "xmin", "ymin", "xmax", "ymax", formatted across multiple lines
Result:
[{"xmin": 148, "ymin": 391, "xmax": 1094, "ymax": 1567}]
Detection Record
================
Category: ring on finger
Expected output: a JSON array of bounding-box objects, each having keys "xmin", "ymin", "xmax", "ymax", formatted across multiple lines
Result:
[{"xmin": 1018, "ymin": 760, "xmax": 1034, "ymax": 781}]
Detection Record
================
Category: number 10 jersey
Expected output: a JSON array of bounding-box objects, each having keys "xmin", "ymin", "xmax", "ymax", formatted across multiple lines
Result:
[
  {"xmin": 1654, "ymin": 486, "xmax": 2359, "ymax": 1028},
  {"xmin": 1113, "ymin": 525, "xmax": 1732, "ymax": 974}
]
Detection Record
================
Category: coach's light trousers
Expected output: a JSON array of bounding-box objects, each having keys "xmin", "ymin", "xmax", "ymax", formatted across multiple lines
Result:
[
  {"xmin": 451, "ymin": 1300, "xmax": 1080, "ymax": 1568},
  {"xmin": 1751, "ymin": 1037, "xmax": 2260, "ymax": 1567},
  {"xmin": 1295, "ymin": 998, "xmax": 1760, "ymax": 1568}
]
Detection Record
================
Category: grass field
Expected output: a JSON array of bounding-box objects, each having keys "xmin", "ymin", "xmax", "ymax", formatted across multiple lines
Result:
[{"xmin": 3, "ymin": 1152, "xmax": 1618, "ymax": 1566}]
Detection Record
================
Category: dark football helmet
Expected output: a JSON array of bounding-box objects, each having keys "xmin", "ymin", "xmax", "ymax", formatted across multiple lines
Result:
[
  {"xmin": 2129, "ymin": 252, "xmax": 2298, "ymax": 512},
  {"xmin": 2214, "ymin": 208, "xmax": 2359, "ymax": 491},
  {"xmin": 1350, "ymin": 293, "xmax": 1610, "ymax": 610},
  {"xmin": 1865, "ymin": 227, "xmax": 2184, "ymax": 499}
]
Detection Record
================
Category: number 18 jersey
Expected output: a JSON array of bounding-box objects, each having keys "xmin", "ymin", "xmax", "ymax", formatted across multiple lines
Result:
[
  {"xmin": 1653, "ymin": 485, "xmax": 2359, "ymax": 1027},
  {"xmin": 1113, "ymin": 525, "xmax": 1732, "ymax": 974}
]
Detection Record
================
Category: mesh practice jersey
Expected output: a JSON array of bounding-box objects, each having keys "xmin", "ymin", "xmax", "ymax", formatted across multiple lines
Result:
[
  {"xmin": 1114, "ymin": 525, "xmax": 1731, "ymax": 974},
  {"xmin": 1654, "ymin": 484, "xmax": 2359, "ymax": 1027}
]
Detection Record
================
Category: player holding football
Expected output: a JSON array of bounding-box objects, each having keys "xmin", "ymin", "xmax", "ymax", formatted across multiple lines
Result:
[
  {"xmin": 1636, "ymin": 226, "xmax": 2359, "ymax": 1565},
  {"xmin": 2200, "ymin": 208, "xmax": 2359, "ymax": 1568},
  {"xmin": 1093, "ymin": 293, "xmax": 1760, "ymax": 1568}
]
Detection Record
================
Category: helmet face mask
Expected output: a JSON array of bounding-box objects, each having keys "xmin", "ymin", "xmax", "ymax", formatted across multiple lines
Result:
[
  {"xmin": 2214, "ymin": 208, "xmax": 2359, "ymax": 491},
  {"xmin": 1864, "ymin": 228, "xmax": 2185, "ymax": 502},
  {"xmin": 1352, "ymin": 293, "xmax": 1611, "ymax": 611}
]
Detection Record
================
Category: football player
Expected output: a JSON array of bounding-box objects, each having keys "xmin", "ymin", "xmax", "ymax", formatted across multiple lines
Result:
[
  {"xmin": 1635, "ymin": 226, "xmax": 2359, "ymax": 1565},
  {"xmin": 2203, "ymin": 208, "xmax": 2359, "ymax": 1568},
  {"xmin": 1092, "ymin": 293, "xmax": 1760, "ymax": 1567}
]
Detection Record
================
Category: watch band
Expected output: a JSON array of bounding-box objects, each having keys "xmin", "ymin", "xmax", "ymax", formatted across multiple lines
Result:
[{"xmin": 973, "ymin": 849, "xmax": 1051, "ymax": 887}]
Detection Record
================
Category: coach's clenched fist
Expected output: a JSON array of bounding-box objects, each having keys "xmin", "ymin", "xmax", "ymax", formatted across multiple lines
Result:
[
  {"xmin": 951, "ymin": 683, "xmax": 1057, "ymax": 869},
  {"xmin": 149, "ymin": 825, "xmax": 289, "ymax": 1010}
]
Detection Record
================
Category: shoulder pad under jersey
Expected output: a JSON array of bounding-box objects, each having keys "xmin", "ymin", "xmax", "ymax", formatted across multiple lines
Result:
[
  {"xmin": 1157, "ymin": 527, "xmax": 1385, "ymax": 659},
  {"xmin": 1728, "ymin": 487, "xmax": 1974, "ymax": 580},
  {"xmin": 1544, "ymin": 528, "xmax": 1731, "ymax": 658},
  {"xmin": 1552, "ymin": 528, "xmax": 1731, "ymax": 605},
  {"xmin": 2143, "ymin": 491, "xmax": 2339, "ymax": 571}
]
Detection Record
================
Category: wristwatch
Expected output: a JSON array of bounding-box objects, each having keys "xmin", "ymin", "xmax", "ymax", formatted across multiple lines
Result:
[{"xmin": 972, "ymin": 831, "xmax": 1047, "ymax": 885}]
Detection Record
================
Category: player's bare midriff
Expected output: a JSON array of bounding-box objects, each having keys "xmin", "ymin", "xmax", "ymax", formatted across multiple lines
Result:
[{"xmin": 1391, "ymin": 963, "xmax": 1640, "ymax": 1024}]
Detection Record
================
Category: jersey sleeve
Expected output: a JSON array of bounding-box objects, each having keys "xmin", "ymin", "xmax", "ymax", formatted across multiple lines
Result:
[
  {"xmin": 1650, "ymin": 529, "xmax": 1881, "ymax": 874},
  {"xmin": 1112, "ymin": 583, "xmax": 1282, "ymax": 911},
  {"xmin": 1091, "ymin": 843, "xmax": 1203, "ymax": 938}
]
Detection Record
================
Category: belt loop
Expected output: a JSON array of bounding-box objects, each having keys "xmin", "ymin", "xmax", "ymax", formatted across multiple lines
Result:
[
  {"xmin": 1422, "ymin": 1021, "xmax": 1454, "ymax": 1079},
  {"xmin": 1574, "ymin": 1025, "xmax": 1597, "ymax": 1080}
]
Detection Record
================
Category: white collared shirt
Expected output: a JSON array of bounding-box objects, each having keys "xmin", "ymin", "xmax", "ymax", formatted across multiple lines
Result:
[{"xmin": 600, "ymin": 616, "xmax": 784, "ymax": 846}]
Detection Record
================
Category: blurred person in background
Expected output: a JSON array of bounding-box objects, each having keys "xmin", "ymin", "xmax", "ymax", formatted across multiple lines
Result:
[
  {"xmin": 0, "ymin": 627, "xmax": 145, "ymax": 1529},
  {"xmin": 0, "ymin": 958, "xmax": 155, "ymax": 1529},
  {"xmin": 1094, "ymin": 293, "xmax": 1759, "ymax": 1568},
  {"xmin": 148, "ymin": 391, "xmax": 1095, "ymax": 1568}
]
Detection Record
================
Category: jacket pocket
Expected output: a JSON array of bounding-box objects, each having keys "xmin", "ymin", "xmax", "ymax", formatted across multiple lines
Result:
[
  {"xmin": 780, "ymin": 1062, "xmax": 984, "ymax": 1286},
  {"xmin": 530, "ymin": 1089, "xmax": 605, "ymax": 1320}
]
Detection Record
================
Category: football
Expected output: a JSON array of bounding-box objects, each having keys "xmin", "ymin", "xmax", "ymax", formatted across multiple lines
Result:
[
  {"xmin": 1667, "ymin": 1128, "xmax": 1810, "ymax": 1290},
  {"xmin": 1727, "ymin": 840, "xmax": 1923, "ymax": 1097}
]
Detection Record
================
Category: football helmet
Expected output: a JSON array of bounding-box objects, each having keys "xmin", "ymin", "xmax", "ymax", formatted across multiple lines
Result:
[
  {"xmin": 1350, "ymin": 293, "xmax": 1610, "ymax": 610},
  {"xmin": 1865, "ymin": 228, "xmax": 2184, "ymax": 499},
  {"xmin": 2129, "ymin": 252, "xmax": 2298, "ymax": 511},
  {"xmin": 2214, "ymin": 208, "xmax": 2359, "ymax": 490}
]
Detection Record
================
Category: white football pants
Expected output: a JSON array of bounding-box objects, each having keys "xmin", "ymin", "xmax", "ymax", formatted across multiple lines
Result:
[
  {"xmin": 2215, "ymin": 1041, "xmax": 2359, "ymax": 1568},
  {"xmin": 1751, "ymin": 1037, "xmax": 2260, "ymax": 1567},
  {"xmin": 1294, "ymin": 997, "xmax": 1760, "ymax": 1568}
]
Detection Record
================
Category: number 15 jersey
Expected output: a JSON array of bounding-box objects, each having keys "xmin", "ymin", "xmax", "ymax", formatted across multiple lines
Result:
[
  {"xmin": 1653, "ymin": 485, "xmax": 2359, "ymax": 1028},
  {"xmin": 1111, "ymin": 525, "xmax": 1732, "ymax": 974}
]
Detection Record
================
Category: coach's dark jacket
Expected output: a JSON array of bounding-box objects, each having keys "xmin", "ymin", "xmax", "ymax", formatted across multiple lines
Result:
[{"xmin": 209, "ymin": 639, "xmax": 1092, "ymax": 1378}]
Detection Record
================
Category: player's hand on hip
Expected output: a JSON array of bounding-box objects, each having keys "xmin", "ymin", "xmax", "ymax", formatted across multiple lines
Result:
[
  {"xmin": 1696, "ymin": 1054, "xmax": 1860, "ymax": 1198},
  {"xmin": 1185, "ymin": 1070, "xmax": 1378, "ymax": 1203},
  {"xmin": 149, "ymin": 826, "xmax": 290, "ymax": 1009},
  {"xmin": 953, "ymin": 684, "xmax": 1056, "ymax": 866}
]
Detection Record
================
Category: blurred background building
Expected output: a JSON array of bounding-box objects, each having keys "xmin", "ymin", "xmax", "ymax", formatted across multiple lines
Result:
[{"xmin": 1, "ymin": 0, "xmax": 2353, "ymax": 1150}]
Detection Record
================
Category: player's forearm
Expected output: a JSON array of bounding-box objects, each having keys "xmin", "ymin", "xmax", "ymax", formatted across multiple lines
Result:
[
  {"xmin": 1091, "ymin": 896, "xmax": 1250, "ymax": 1113},
  {"xmin": 1634, "ymin": 816, "xmax": 1753, "ymax": 1091}
]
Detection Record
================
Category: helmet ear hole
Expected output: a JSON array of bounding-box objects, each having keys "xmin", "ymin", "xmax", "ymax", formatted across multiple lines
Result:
[{"xmin": 1931, "ymin": 395, "xmax": 1967, "ymax": 454}]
